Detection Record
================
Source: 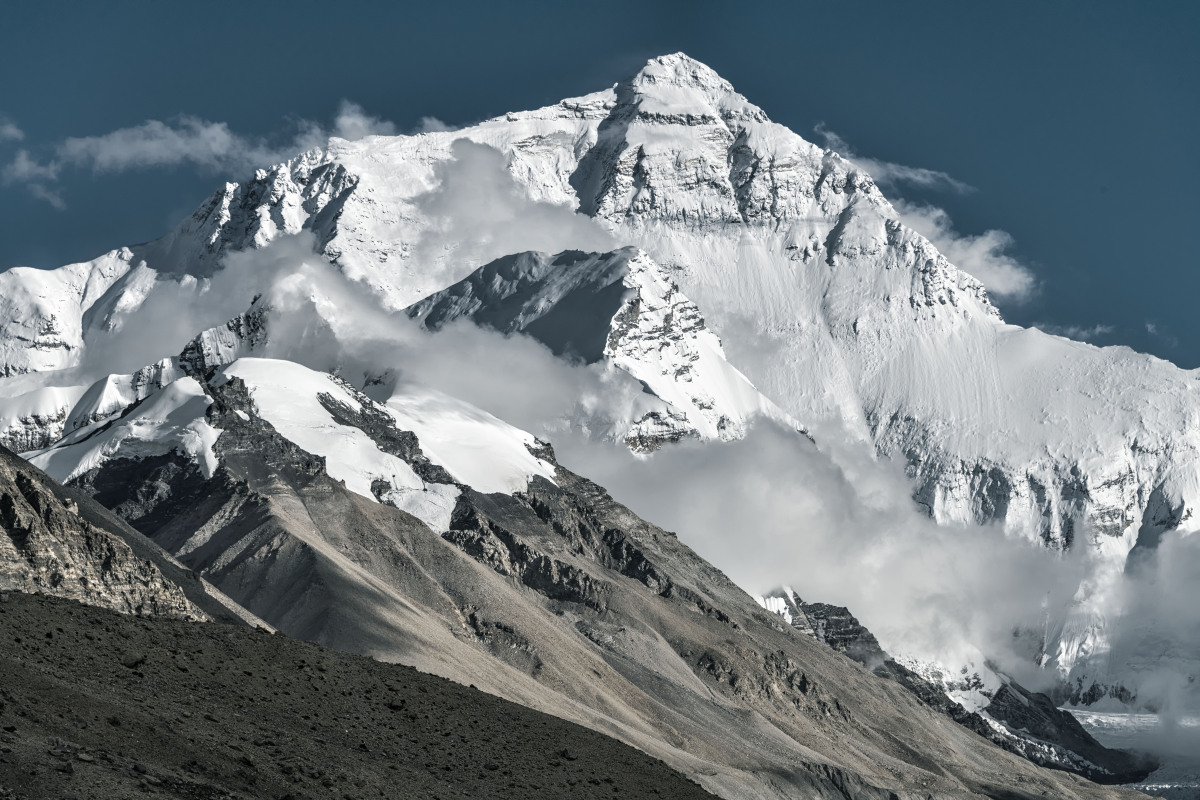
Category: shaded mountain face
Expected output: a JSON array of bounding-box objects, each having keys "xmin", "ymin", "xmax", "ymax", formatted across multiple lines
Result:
[
  {"xmin": 9, "ymin": 356, "xmax": 1147, "ymax": 799},
  {"xmin": 0, "ymin": 444, "xmax": 253, "ymax": 625},
  {"xmin": 407, "ymin": 247, "xmax": 787, "ymax": 448}
]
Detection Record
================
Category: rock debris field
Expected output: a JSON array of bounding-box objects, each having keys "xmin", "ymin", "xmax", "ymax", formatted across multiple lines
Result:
[{"xmin": 0, "ymin": 592, "xmax": 716, "ymax": 799}]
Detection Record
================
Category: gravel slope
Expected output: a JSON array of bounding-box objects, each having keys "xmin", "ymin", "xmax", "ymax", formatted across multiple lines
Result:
[{"xmin": 0, "ymin": 591, "xmax": 715, "ymax": 800}]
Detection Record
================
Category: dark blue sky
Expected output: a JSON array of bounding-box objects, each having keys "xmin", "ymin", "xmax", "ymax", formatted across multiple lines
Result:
[{"xmin": 2, "ymin": 1, "xmax": 1196, "ymax": 364}]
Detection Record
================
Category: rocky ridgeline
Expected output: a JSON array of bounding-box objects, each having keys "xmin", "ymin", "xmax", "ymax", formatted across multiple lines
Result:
[
  {"xmin": 0, "ymin": 446, "xmax": 198, "ymax": 619},
  {"xmin": 762, "ymin": 590, "xmax": 1156, "ymax": 784}
]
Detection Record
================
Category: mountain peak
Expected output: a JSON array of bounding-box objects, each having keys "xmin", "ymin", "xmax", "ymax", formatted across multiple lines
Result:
[
  {"xmin": 619, "ymin": 53, "xmax": 768, "ymax": 123},
  {"xmin": 630, "ymin": 53, "xmax": 732, "ymax": 93}
]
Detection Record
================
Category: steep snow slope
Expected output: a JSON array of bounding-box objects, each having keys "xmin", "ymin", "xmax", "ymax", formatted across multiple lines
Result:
[
  {"xmin": 2, "ymin": 53, "xmax": 1198, "ymax": 701},
  {"xmin": 407, "ymin": 247, "xmax": 787, "ymax": 448},
  {"xmin": 0, "ymin": 382, "xmax": 87, "ymax": 452},
  {"xmin": 25, "ymin": 357, "xmax": 557, "ymax": 534},
  {"xmin": 384, "ymin": 385, "xmax": 558, "ymax": 494},
  {"xmin": 29, "ymin": 376, "xmax": 221, "ymax": 485}
]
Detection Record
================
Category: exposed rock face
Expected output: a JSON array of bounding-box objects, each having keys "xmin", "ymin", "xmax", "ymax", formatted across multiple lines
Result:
[
  {"xmin": 179, "ymin": 300, "xmax": 270, "ymax": 376},
  {"xmin": 0, "ymin": 445, "xmax": 198, "ymax": 619},
  {"xmin": 407, "ymin": 247, "xmax": 786, "ymax": 448},
  {"xmin": 0, "ymin": 405, "xmax": 71, "ymax": 453},
  {"xmin": 762, "ymin": 590, "xmax": 1156, "ymax": 784}
]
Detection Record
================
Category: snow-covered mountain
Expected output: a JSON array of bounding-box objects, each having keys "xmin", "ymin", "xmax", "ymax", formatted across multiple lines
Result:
[
  {"xmin": 1, "ymin": 52, "xmax": 1197, "ymax": 716},
  {"xmin": 407, "ymin": 247, "xmax": 788, "ymax": 448}
]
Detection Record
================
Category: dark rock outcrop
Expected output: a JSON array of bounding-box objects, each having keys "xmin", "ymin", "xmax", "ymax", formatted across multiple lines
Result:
[
  {"xmin": 0, "ymin": 445, "xmax": 201, "ymax": 620},
  {"xmin": 764, "ymin": 589, "xmax": 1156, "ymax": 784}
]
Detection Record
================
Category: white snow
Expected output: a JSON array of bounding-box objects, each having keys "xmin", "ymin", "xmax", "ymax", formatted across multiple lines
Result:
[
  {"xmin": 29, "ymin": 376, "xmax": 219, "ymax": 484},
  {"xmin": 754, "ymin": 592, "xmax": 793, "ymax": 625},
  {"xmin": 64, "ymin": 357, "xmax": 185, "ymax": 433},
  {"xmin": 385, "ymin": 384, "xmax": 556, "ymax": 495},
  {"xmin": 0, "ymin": 382, "xmax": 87, "ymax": 451},
  {"xmin": 217, "ymin": 358, "xmax": 459, "ymax": 531},
  {"xmin": 606, "ymin": 250, "xmax": 784, "ymax": 442}
]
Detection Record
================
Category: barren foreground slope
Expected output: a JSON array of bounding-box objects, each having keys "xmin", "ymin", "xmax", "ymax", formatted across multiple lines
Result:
[{"xmin": 0, "ymin": 592, "xmax": 715, "ymax": 800}]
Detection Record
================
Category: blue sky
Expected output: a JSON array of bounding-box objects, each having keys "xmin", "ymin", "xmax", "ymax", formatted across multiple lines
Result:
[{"xmin": 1, "ymin": 0, "xmax": 1197, "ymax": 364}]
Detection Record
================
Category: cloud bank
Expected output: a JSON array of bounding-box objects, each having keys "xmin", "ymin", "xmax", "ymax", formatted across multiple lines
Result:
[
  {"xmin": 408, "ymin": 139, "xmax": 619, "ymax": 287},
  {"xmin": 74, "ymin": 226, "xmax": 1200, "ymax": 730}
]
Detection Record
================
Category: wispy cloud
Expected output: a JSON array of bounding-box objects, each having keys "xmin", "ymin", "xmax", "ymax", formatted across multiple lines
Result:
[
  {"xmin": 895, "ymin": 201, "xmax": 1036, "ymax": 303},
  {"xmin": 1146, "ymin": 321, "xmax": 1179, "ymax": 348},
  {"xmin": 26, "ymin": 183, "xmax": 65, "ymax": 211},
  {"xmin": 3, "ymin": 100, "xmax": 397, "ymax": 209},
  {"xmin": 413, "ymin": 116, "xmax": 455, "ymax": 134},
  {"xmin": 330, "ymin": 101, "xmax": 397, "ymax": 141},
  {"xmin": 814, "ymin": 123, "xmax": 974, "ymax": 194},
  {"xmin": 58, "ymin": 118, "xmax": 255, "ymax": 173},
  {"xmin": 811, "ymin": 125, "xmax": 1035, "ymax": 303},
  {"xmin": 1034, "ymin": 323, "xmax": 1113, "ymax": 342},
  {"xmin": 3, "ymin": 149, "xmax": 59, "ymax": 182},
  {"xmin": 2, "ymin": 148, "xmax": 63, "ymax": 209},
  {"xmin": 0, "ymin": 118, "xmax": 22, "ymax": 142}
]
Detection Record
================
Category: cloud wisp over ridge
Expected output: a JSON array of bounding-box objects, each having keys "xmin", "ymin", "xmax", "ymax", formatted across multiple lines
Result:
[
  {"xmin": 1034, "ymin": 322, "xmax": 1114, "ymax": 342},
  {"xmin": 895, "ymin": 202, "xmax": 1037, "ymax": 302},
  {"xmin": 1, "ymin": 101, "xmax": 397, "ymax": 209},
  {"xmin": 814, "ymin": 123, "xmax": 1037, "ymax": 303},
  {"xmin": 814, "ymin": 122, "xmax": 974, "ymax": 195}
]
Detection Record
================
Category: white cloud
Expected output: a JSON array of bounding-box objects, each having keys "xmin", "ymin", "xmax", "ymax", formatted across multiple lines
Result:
[
  {"xmin": 809, "ymin": 127, "xmax": 1034, "ymax": 303},
  {"xmin": 1145, "ymin": 321, "xmax": 1179, "ymax": 348},
  {"xmin": 2, "ymin": 149, "xmax": 64, "ymax": 209},
  {"xmin": 332, "ymin": 100, "xmax": 397, "ymax": 141},
  {"xmin": 58, "ymin": 117, "xmax": 252, "ymax": 173},
  {"xmin": 414, "ymin": 116, "xmax": 455, "ymax": 134},
  {"xmin": 3, "ymin": 101, "xmax": 398, "ymax": 208},
  {"xmin": 814, "ymin": 123, "xmax": 974, "ymax": 194},
  {"xmin": 0, "ymin": 119, "xmax": 22, "ymax": 142},
  {"xmin": 555, "ymin": 416, "xmax": 1091, "ymax": 688},
  {"xmin": 26, "ymin": 183, "xmax": 65, "ymax": 211},
  {"xmin": 409, "ymin": 139, "xmax": 618, "ymax": 286},
  {"xmin": 1034, "ymin": 323, "xmax": 1113, "ymax": 342},
  {"xmin": 895, "ymin": 202, "xmax": 1037, "ymax": 302},
  {"xmin": 3, "ymin": 149, "xmax": 59, "ymax": 182}
]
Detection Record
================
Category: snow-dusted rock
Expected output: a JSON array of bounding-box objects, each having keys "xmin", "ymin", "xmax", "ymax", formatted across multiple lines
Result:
[
  {"xmin": 0, "ymin": 383, "xmax": 87, "ymax": 452},
  {"xmin": 407, "ymin": 247, "xmax": 788, "ymax": 448}
]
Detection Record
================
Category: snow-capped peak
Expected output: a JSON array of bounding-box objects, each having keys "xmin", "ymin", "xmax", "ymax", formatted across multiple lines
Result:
[{"xmin": 620, "ymin": 53, "xmax": 768, "ymax": 124}]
